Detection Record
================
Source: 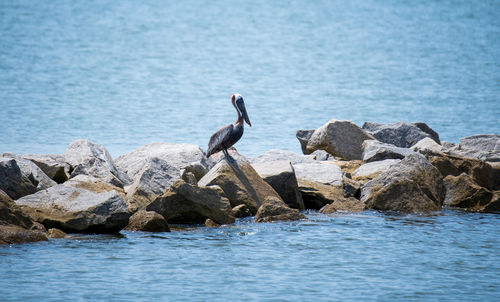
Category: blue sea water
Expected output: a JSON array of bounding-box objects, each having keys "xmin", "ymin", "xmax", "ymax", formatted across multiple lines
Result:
[{"xmin": 1, "ymin": 1, "xmax": 499, "ymax": 301}]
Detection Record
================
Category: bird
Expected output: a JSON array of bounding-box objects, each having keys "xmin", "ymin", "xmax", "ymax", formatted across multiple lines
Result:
[{"xmin": 206, "ymin": 94, "xmax": 252, "ymax": 158}]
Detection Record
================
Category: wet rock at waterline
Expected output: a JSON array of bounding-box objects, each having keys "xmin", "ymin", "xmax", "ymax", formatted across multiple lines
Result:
[
  {"xmin": 125, "ymin": 210, "xmax": 170, "ymax": 232},
  {"xmin": 443, "ymin": 173, "xmax": 493, "ymax": 210},
  {"xmin": 254, "ymin": 203, "xmax": 306, "ymax": 223}
]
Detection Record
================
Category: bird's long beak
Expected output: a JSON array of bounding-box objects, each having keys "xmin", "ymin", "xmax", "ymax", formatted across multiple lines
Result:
[{"xmin": 240, "ymin": 102, "xmax": 252, "ymax": 127}]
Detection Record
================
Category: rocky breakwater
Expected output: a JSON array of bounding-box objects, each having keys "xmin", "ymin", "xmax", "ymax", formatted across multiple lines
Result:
[{"xmin": 297, "ymin": 119, "xmax": 499, "ymax": 213}]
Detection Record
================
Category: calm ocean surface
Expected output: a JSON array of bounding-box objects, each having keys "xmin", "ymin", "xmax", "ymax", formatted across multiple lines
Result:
[{"xmin": 1, "ymin": 1, "xmax": 499, "ymax": 301}]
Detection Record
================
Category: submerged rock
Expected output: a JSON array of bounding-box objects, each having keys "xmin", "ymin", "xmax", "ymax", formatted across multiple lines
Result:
[
  {"xmin": 304, "ymin": 119, "xmax": 375, "ymax": 159},
  {"xmin": 198, "ymin": 155, "xmax": 287, "ymax": 214},
  {"xmin": 360, "ymin": 154, "xmax": 445, "ymax": 213},
  {"xmin": 362, "ymin": 140, "xmax": 414, "ymax": 162},
  {"xmin": 65, "ymin": 140, "xmax": 130, "ymax": 187},
  {"xmin": 147, "ymin": 180, "xmax": 235, "ymax": 225},
  {"xmin": 0, "ymin": 156, "xmax": 56, "ymax": 200},
  {"xmin": 15, "ymin": 176, "xmax": 130, "ymax": 233},
  {"xmin": 254, "ymin": 203, "xmax": 306, "ymax": 223},
  {"xmin": 362, "ymin": 121, "xmax": 440, "ymax": 148},
  {"xmin": 125, "ymin": 210, "xmax": 170, "ymax": 232},
  {"xmin": 252, "ymin": 160, "xmax": 305, "ymax": 210}
]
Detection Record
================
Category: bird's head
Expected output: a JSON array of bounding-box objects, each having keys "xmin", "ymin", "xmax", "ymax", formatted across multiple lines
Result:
[{"xmin": 231, "ymin": 94, "xmax": 251, "ymax": 126}]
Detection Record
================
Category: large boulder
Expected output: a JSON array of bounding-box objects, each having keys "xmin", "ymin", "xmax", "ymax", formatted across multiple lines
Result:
[
  {"xmin": 362, "ymin": 140, "xmax": 415, "ymax": 162},
  {"xmin": 429, "ymin": 155, "xmax": 498, "ymax": 191},
  {"xmin": 0, "ymin": 189, "xmax": 48, "ymax": 245},
  {"xmin": 411, "ymin": 137, "xmax": 445, "ymax": 157},
  {"xmin": 254, "ymin": 203, "xmax": 306, "ymax": 223},
  {"xmin": 250, "ymin": 149, "xmax": 314, "ymax": 165},
  {"xmin": 443, "ymin": 173, "xmax": 493, "ymax": 210},
  {"xmin": 19, "ymin": 154, "xmax": 71, "ymax": 183},
  {"xmin": 362, "ymin": 121, "xmax": 440, "ymax": 148},
  {"xmin": 198, "ymin": 155, "xmax": 287, "ymax": 214},
  {"xmin": 293, "ymin": 161, "xmax": 343, "ymax": 186},
  {"xmin": 124, "ymin": 210, "xmax": 170, "ymax": 232},
  {"xmin": 252, "ymin": 160, "xmax": 305, "ymax": 210},
  {"xmin": 360, "ymin": 154, "xmax": 445, "ymax": 213},
  {"xmin": 15, "ymin": 176, "xmax": 130, "ymax": 233},
  {"xmin": 124, "ymin": 157, "xmax": 180, "ymax": 212},
  {"xmin": 146, "ymin": 180, "xmax": 235, "ymax": 225},
  {"xmin": 352, "ymin": 159, "xmax": 401, "ymax": 185},
  {"xmin": 0, "ymin": 156, "xmax": 56, "ymax": 200},
  {"xmin": 65, "ymin": 140, "xmax": 130, "ymax": 187},
  {"xmin": 303, "ymin": 119, "xmax": 375, "ymax": 159},
  {"xmin": 452, "ymin": 135, "xmax": 500, "ymax": 162}
]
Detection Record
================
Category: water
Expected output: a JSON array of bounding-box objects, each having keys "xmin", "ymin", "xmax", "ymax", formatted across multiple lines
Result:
[
  {"xmin": 1, "ymin": 211, "xmax": 499, "ymax": 301},
  {"xmin": 0, "ymin": 0, "xmax": 499, "ymax": 158},
  {"xmin": 1, "ymin": 1, "xmax": 499, "ymax": 301}
]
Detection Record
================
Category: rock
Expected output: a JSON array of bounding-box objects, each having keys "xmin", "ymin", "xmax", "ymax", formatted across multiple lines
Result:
[
  {"xmin": 0, "ymin": 189, "xmax": 48, "ymax": 245},
  {"xmin": 198, "ymin": 155, "xmax": 287, "ymax": 214},
  {"xmin": 30, "ymin": 222, "xmax": 47, "ymax": 232},
  {"xmin": 319, "ymin": 197, "xmax": 366, "ymax": 213},
  {"xmin": 362, "ymin": 140, "xmax": 415, "ymax": 163},
  {"xmin": 15, "ymin": 176, "xmax": 130, "ymax": 233},
  {"xmin": 342, "ymin": 176, "xmax": 360, "ymax": 198},
  {"xmin": 115, "ymin": 142, "xmax": 210, "ymax": 183},
  {"xmin": 362, "ymin": 121, "xmax": 440, "ymax": 148},
  {"xmin": 180, "ymin": 169, "xmax": 197, "ymax": 185},
  {"xmin": 304, "ymin": 119, "xmax": 375, "ymax": 159},
  {"xmin": 360, "ymin": 154, "xmax": 445, "ymax": 213},
  {"xmin": 0, "ymin": 225, "xmax": 48, "ymax": 245},
  {"xmin": 411, "ymin": 137, "xmax": 445, "ymax": 157},
  {"xmin": 46, "ymin": 228, "xmax": 67, "ymax": 238},
  {"xmin": 205, "ymin": 218, "xmax": 220, "ymax": 227},
  {"xmin": 254, "ymin": 203, "xmax": 306, "ymax": 223},
  {"xmin": 429, "ymin": 155, "xmax": 497, "ymax": 190},
  {"xmin": 329, "ymin": 160, "xmax": 362, "ymax": 175},
  {"xmin": 309, "ymin": 150, "xmax": 334, "ymax": 161},
  {"xmin": 296, "ymin": 129, "xmax": 315, "ymax": 154},
  {"xmin": 443, "ymin": 174, "xmax": 493, "ymax": 210},
  {"xmin": 0, "ymin": 158, "xmax": 54, "ymax": 200},
  {"xmin": 20, "ymin": 154, "xmax": 70, "ymax": 183},
  {"xmin": 483, "ymin": 191, "xmax": 500, "ymax": 213},
  {"xmin": 250, "ymin": 149, "xmax": 314, "ymax": 165},
  {"xmin": 252, "ymin": 160, "xmax": 305, "ymax": 210},
  {"xmin": 232, "ymin": 204, "xmax": 252, "ymax": 218},
  {"xmin": 180, "ymin": 162, "xmax": 208, "ymax": 182},
  {"xmin": 125, "ymin": 210, "xmax": 170, "ymax": 232},
  {"xmin": 147, "ymin": 180, "xmax": 235, "ymax": 225},
  {"xmin": 352, "ymin": 159, "xmax": 401, "ymax": 184},
  {"xmin": 297, "ymin": 179, "xmax": 344, "ymax": 210},
  {"xmin": 124, "ymin": 157, "xmax": 180, "ymax": 212},
  {"xmin": 453, "ymin": 134, "xmax": 500, "ymax": 162},
  {"xmin": 65, "ymin": 140, "xmax": 130, "ymax": 187},
  {"xmin": 293, "ymin": 162, "xmax": 343, "ymax": 186}
]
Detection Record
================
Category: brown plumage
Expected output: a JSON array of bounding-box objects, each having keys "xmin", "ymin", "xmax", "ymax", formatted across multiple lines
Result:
[{"xmin": 207, "ymin": 94, "xmax": 252, "ymax": 158}]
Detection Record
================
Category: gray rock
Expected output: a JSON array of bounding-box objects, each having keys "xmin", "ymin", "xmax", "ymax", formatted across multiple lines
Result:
[
  {"xmin": 254, "ymin": 203, "xmax": 306, "ymax": 223},
  {"xmin": 411, "ymin": 137, "xmax": 445, "ymax": 157},
  {"xmin": 250, "ymin": 149, "xmax": 314, "ymax": 165},
  {"xmin": 362, "ymin": 140, "xmax": 415, "ymax": 162},
  {"xmin": 115, "ymin": 142, "xmax": 210, "ymax": 182},
  {"xmin": 18, "ymin": 154, "xmax": 70, "ymax": 183},
  {"xmin": 198, "ymin": 154, "xmax": 287, "ymax": 214},
  {"xmin": 125, "ymin": 157, "xmax": 179, "ymax": 212},
  {"xmin": 146, "ymin": 180, "xmax": 235, "ymax": 225},
  {"xmin": 65, "ymin": 140, "xmax": 130, "ymax": 187},
  {"xmin": 124, "ymin": 210, "xmax": 170, "ymax": 232},
  {"xmin": 309, "ymin": 150, "xmax": 335, "ymax": 161},
  {"xmin": 305, "ymin": 119, "xmax": 375, "ymax": 160},
  {"xmin": 293, "ymin": 161, "xmax": 343, "ymax": 186},
  {"xmin": 0, "ymin": 157, "xmax": 56, "ymax": 200},
  {"xmin": 15, "ymin": 177, "xmax": 130, "ymax": 233},
  {"xmin": 360, "ymin": 153, "xmax": 445, "ymax": 213},
  {"xmin": 342, "ymin": 176, "xmax": 360, "ymax": 198},
  {"xmin": 296, "ymin": 129, "xmax": 315, "ymax": 154},
  {"xmin": 362, "ymin": 121, "xmax": 440, "ymax": 148},
  {"xmin": 454, "ymin": 134, "xmax": 500, "ymax": 162},
  {"xmin": 352, "ymin": 159, "xmax": 401, "ymax": 184},
  {"xmin": 252, "ymin": 160, "xmax": 305, "ymax": 210}
]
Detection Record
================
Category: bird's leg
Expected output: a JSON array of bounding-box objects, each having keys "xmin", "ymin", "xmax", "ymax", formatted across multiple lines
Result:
[{"xmin": 223, "ymin": 149, "xmax": 229, "ymax": 158}]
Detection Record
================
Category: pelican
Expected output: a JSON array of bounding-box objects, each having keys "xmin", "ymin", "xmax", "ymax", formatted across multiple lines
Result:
[{"xmin": 207, "ymin": 94, "xmax": 252, "ymax": 158}]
